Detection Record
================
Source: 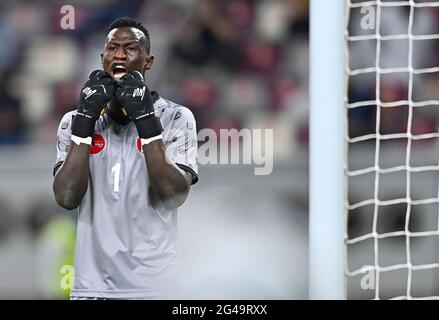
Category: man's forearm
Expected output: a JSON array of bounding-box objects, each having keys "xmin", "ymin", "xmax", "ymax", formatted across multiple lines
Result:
[
  {"xmin": 143, "ymin": 140, "xmax": 190, "ymax": 210},
  {"xmin": 53, "ymin": 143, "xmax": 90, "ymax": 210}
]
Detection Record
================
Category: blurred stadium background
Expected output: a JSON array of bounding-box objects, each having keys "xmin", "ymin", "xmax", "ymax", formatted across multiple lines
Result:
[{"xmin": 0, "ymin": 0, "xmax": 309, "ymax": 299}]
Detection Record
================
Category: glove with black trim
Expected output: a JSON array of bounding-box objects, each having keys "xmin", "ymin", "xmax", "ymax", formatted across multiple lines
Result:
[
  {"xmin": 115, "ymin": 71, "xmax": 163, "ymax": 139},
  {"xmin": 71, "ymin": 70, "xmax": 115, "ymax": 138}
]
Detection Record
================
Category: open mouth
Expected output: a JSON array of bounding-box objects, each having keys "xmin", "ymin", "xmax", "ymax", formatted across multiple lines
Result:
[{"xmin": 112, "ymin": 64, "xmax": 127, "ymax": 80}]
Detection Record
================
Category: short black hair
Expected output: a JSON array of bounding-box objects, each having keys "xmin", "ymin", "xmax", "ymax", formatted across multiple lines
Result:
[{"xmin": 108, "ymin": 17, "xmax": 151, "ymax": 54}]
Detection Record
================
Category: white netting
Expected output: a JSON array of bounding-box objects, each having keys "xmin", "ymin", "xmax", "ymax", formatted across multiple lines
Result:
[{"xmin": 346, "ymin": 0, "xmax": 439, "ymax": 299}]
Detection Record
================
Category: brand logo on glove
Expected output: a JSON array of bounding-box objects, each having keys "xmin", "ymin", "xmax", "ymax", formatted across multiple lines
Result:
[
  {"xmin": 82, "ymin": 87, "xmax": 97, "ymax": 100},
  {"xmin": 132, "ymin": 86, "xmax": 146, "ymax": 100}
]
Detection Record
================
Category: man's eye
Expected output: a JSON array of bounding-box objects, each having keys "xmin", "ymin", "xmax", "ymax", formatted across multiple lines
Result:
[
  {"xmin": 108, "ymin": 46, "xmax": 117, "ymax": 51},
  {"xmin": 127, "ymin": 47, "xmax": 138, "ymax": 52}
]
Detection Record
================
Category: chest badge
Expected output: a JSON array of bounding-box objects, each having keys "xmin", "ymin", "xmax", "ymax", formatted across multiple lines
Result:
[{"xmin": 90, "ymin": 133, "xmax": 106, "ymax": 155}]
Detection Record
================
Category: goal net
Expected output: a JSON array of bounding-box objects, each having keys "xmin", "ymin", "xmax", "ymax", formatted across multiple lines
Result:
[{"xmin": 346, "ymin": 0, "xmax": 439, "ymax": 299}]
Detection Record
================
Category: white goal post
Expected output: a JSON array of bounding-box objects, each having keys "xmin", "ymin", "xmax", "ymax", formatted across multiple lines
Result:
[{"xmin": 309, "ymin": 0, "xmax": 346, "ymax": 299}]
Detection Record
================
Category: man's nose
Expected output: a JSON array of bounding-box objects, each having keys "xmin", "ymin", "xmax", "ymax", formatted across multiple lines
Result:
[{"xmin": 114, "ymin": 48, "xmax": 127, "ymax": 60}]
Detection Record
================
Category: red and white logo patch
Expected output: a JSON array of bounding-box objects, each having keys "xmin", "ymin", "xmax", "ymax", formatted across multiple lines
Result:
[
  {"xmin": 90, "ymin": 133, "xmax": 106, "ymax": 155},
  {"xmin": 136, "ymin": 137, "xmax": 144, "ymax": 154}
]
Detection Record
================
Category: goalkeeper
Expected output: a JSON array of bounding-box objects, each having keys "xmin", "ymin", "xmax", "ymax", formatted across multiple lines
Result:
[{"xmin": 52, "ymin": 17, "xmax": 198, "ymax": 299}]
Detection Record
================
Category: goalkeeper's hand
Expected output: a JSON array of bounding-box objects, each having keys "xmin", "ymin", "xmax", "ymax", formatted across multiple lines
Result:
[
  {"xmin": 115, "ymin": 71, "xmax": 163, "ymax": 139},
  {"xmin": 71, "ymin": 70, "xmax": 115, "ymax": 138}
]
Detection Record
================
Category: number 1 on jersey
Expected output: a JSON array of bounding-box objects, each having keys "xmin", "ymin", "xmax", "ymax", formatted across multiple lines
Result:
[{"xmin": 111, "ymin": 163, "xmax": 121, "ymax": 193}]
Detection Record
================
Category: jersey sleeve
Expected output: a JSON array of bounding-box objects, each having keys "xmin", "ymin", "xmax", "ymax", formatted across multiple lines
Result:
[
  {"xmin": 164, "ymin": 107, "xmax": 199, "ymax": 185},
  {"xmin": 53, "ymin": 112, "xmax": 74, "ymax": 177}
]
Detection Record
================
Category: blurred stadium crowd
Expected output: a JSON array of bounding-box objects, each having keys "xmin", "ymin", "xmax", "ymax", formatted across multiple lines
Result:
[{"xmin": 0, "ymin": 0, "xmax": 309, "ymax": 159}]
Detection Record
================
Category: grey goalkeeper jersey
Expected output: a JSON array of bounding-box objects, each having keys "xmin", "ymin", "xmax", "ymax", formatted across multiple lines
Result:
[{"xmin": 54, "ymin": 94, "xmax": 198, "ymax": 299}]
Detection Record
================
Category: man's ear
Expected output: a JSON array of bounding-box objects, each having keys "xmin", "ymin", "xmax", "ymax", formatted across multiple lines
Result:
[
  {"xmin": 100, "ymin": 53, "xmax": 104, "ymax": 68},
  {"xmin": 143, "ymin": 55, "xmax": 155, "ymax": 71}
]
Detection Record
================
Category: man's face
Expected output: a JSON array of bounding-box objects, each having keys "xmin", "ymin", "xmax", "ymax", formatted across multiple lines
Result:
[{"xmin": 101, "ymin": 26, "xmax": 154, "ymax": 81}]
